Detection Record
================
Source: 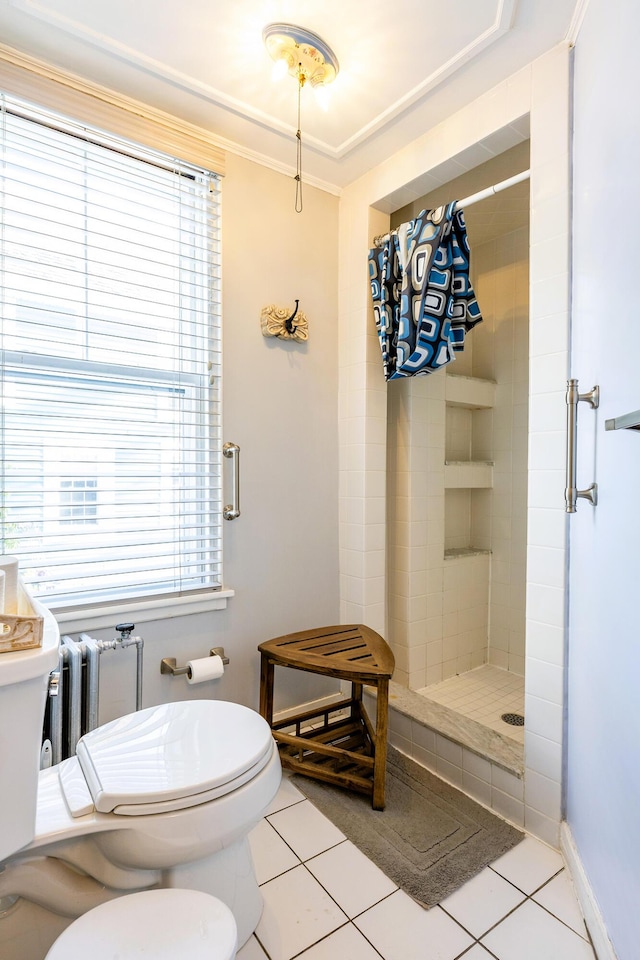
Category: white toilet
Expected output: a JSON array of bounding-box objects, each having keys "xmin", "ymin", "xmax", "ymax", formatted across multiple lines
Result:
[
  {"xmin": 0, "ymin": 602, "xmax": 281, "ymax": 955},
  {"xmin": 45, "ymin": 889, "xmax": 238, "ymax": 960}
]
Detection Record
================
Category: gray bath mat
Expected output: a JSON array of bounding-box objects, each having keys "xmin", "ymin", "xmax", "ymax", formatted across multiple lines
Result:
[{"xmin": 292, "ymin": 746, "xmax": 523, "ymax": 908}]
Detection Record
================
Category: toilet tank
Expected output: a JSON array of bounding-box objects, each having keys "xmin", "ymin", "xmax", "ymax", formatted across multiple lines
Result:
[{"xmin": 0, "ymin": 599, "xmax": 60, "ymax": 861}]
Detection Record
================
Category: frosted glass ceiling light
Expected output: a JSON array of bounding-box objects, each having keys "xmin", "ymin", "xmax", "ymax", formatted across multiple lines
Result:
[{"xmin": 263, "ymin": 23, "xmax": 339, "ymax": 213}]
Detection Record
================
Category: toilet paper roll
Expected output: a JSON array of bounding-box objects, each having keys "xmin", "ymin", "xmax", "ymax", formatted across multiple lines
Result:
[{"xmin": 186, "ymin": 654, "xmax": 225, "ymax": 684}]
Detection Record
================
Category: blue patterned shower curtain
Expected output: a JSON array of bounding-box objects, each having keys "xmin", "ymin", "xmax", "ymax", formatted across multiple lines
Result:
[{"xmin": 368, "ymin": 202, "xmax": 482, "ymax": 381}]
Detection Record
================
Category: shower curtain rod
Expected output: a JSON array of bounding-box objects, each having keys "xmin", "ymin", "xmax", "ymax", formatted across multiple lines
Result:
[{"xmin": 372, "ymin": 168, "xmax": 531, "ymax": 247}]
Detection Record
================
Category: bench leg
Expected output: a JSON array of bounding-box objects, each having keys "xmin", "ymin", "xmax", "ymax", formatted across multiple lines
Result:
[
  {"xmin": 372, "ymin": 679, "xmax": 389, "ymax": 810},
  {"xmin": 259, "ymin": 654, "xmax": 274, "ymax": 725},
  {"xmin": 351, "ymin": 681, "xmax": 363, "ymax": 718}
]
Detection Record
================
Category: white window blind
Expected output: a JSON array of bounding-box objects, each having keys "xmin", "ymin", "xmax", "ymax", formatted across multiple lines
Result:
[{"xmin": 0, "ymin": 94, "xmax": 222, "ymax": 608}]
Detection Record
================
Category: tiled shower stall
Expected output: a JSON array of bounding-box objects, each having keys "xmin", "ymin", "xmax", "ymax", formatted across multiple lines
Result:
[
  {"xmin": 386, "ymin": 205, "xmax": 529, "ymax": 691},
  {"xmin": 339, "ymin": 45, "xmax": 571, "ymax": 847}
]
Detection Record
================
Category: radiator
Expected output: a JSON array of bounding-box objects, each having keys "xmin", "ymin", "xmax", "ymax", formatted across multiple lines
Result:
[{"xmin": 42, "ymin": 628, "xmax": 144, "ymax": 767}]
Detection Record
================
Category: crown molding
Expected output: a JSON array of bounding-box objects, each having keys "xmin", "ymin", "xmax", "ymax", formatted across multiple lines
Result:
[
  {"xmin": 565, "ymin": 0, "xmax": 590, "ymax": 46},
  {"xmin": 0, "ymin": 43, "xmax": 342, "ymax": 195},
  {"xmin": 336, "ymin": 0, "xmax": 518, "ymax": 156},
  {"xmin": 212, "ymin": 132, "xmax": 342, "ymax": 196},
  {"xmin": 11, "ymin": 0, "xmax": 519, "ymax": 160}
]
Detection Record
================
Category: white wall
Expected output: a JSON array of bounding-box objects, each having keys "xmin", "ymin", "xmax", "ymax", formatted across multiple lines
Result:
[
  {"xmin": 567, "ymin": 2, "xmax": 640, "ymax": 957},
  {"xmin": 64, "ymin": 152, "xmax": 341, "ymax": 722}
]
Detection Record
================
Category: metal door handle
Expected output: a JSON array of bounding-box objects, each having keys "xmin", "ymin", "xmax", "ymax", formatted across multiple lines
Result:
[
  {"xmin": 565, "ymin": 379, "xmax": 599, "ymax": 513},
  {"xmin": 223, "ymin": 442, "xmax": 240, "ymax": 520}
]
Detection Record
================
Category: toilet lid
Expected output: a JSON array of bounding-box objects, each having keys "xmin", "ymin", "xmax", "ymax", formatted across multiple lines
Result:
[
  {"xmin": 75, "ymin": 700, "xmax": 274, "ymax": 815},
  {"xmin": 45, "ymin": 889, "xmax": 237, "ymax": 960}
]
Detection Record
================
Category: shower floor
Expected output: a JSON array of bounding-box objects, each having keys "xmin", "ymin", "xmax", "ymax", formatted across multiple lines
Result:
[{"xmin": 416, "ymin": 664, "xmax": 525, "ymax": 746}]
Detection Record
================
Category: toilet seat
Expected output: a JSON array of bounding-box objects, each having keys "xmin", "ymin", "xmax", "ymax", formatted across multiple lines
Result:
[
  {"xmin": 45, "ymin": 888, "xmax": 237, "ymax": 959},
  {"xmin": 59, "ymin": 699, "xmax": 275, "ymax": 817}
]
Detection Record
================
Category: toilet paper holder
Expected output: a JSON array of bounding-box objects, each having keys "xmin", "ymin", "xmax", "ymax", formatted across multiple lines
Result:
[{"xmin": 160, "ymin": 647, "xmax": 230, "ymax": 677}]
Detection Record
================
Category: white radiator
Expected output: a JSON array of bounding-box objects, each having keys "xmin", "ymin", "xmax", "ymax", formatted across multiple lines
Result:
[{"xmin": 42, "ymin": 627, "xmax": 143, "ymax": 766}]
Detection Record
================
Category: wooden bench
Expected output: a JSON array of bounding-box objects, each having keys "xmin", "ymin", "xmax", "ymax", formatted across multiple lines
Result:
[{"xmin": 258, "ymin": 624, "xmax": 395, "ymax": 810}]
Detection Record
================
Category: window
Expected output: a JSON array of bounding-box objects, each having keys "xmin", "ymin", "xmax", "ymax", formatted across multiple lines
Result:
[
  {"xmin": 0, "ymin": 95, "xmax": 222, "ymax": 608},
  {"xmin": 60, "ymin": 479, "xmax": 98, "ymax": 525}
]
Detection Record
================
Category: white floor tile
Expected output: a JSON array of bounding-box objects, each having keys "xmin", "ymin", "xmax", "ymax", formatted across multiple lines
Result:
[
  {"xmin": 533, "ymin": 870, "xmax": 589, "ymax": 939},
  {"xmin": 490, "ymin": 835, "xmax": 563, "ymax": 894},
  {"xmin": 354, "ymin": 890, "xmax": 474, "ymax": 960},
  {"xmin": 237, "ymin": 934, "xmax": 269, "ymax": 959},
  {"xmin": 457, "ymin": 946, "xmax": 498, "ymax": 960},
  {"xmin": 256, "ymin": 865, "xmax": 348, "ymax": 960},
  {"xmin": 248, "ymin": 818, "xmax": 299, "ymax": 885},
  {"xmin": 295, "ymin": 923, "xmax": 384, "ymax": 959},
  {"xmin": 263, "ymin": 776, "xmax": 306, "ymax": 816},
  {"xmin": 481, "ymin": 899, "xmax": 596, "ymax": 960},
  {"xmin": 306, "ymin": 840, "xmax": 397, "ymax": 918},
  {"xmin": 267, "ymin": 798, "xmax": 346, "ymax": 861},
  {"xmin": 440, "ymin": 866, "xmax": 525, "ymax": 938}
]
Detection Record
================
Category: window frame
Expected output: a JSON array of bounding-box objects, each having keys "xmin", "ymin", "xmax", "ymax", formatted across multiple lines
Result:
[{"xmin": 0, "ymin": 95, "xmax": 227, "ymax": 619}]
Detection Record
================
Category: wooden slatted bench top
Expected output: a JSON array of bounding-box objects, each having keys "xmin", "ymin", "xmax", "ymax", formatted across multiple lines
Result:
[{"xmin": 258, "ymin": 624, "xmax": 395, "ymax": 682}]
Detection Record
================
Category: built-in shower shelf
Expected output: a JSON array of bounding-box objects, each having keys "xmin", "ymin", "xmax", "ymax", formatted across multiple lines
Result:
[
  {"xmin": 445, "ymin": 374, "xmax": 496, "ymax": 409},
  {"xmin": 444, "ymin": 547, "xmax": 491, "ymax": 560},
  {"xmin": 444, "ymin": 460, "xmax": 494, "ymax": 488}
]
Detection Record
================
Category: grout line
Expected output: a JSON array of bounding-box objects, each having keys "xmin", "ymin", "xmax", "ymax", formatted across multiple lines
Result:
[
  {"xmin": 253, "ymin": 803, "xmax": 590, "ymax": 960},
  {"xmin": 474, "ymin": 895, "xmax": 531, "ymax": 941},
  {"xmin": 288, "ymin": 919, "xmax": 352, "ymax": 960},
  {"xmin": 479, "ymin": 867, "xmax": 594, "ymax": 951},
  {"xmin": 252, "ymin": 931, "xmax": 273, "ymax": 959},
  {"xmin": 350, "ymin": 923, "xmax": 389, "ymax": 960},
  {"xmin": 301, "ymin": 847, "xmax": 400, "ymax": 921},
  {"xmin": 528, "ymin": 869, "xmax": 593, "ymax": 943}
]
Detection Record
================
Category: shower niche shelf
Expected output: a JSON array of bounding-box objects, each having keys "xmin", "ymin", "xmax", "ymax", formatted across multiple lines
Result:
[
  {"xmin": 444, "ymin": 546, "xmax": 491, "ymax": 560},
  {"xmin": 444, "ymin": 460, "xmax": 494, "ymax": 489},
  {"xmin": 445, "ymin": 374, "xmax": 496, "ymax": 409}
]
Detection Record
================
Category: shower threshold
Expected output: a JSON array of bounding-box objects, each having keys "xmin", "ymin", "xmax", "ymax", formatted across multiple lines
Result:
[{"xmin": 378, "ymin": 666, "xmax": 525, "ymax": 778}]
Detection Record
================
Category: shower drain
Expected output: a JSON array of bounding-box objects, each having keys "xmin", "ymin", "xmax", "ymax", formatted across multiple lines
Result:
[{"xmin": 501, "ymin": 712, "xmax": 525, "ymax": 726}]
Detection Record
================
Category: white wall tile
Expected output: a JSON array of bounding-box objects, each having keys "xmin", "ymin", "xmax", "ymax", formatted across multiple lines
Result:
[
  {"xmin": 524, "ymin": 806, "xmax": 561, "ymax": 848},
  {"xmin": 492, "ymin": 766, "xmax": 525, "ymax": 801},
  {"xmin": 525, "ymin": 694, "xmax": 562, "ymax": 744},
  {"xmin": 530, "ymin": 351, "xmax": 568, "ymax": 395},
  {"xmin": 525, "ymin": 731, "xmax": 562, "ymax": 783},
  {"xmin": 491, "ymin": 787, "xmax": 525, "ymax": 827},
  {"xmin": 435, "ymin": 734, "xmax": 463, "ymax": 767},
  {"xmin": 526, "ymin": 509, "xmax": 566, "ymax": 549},
  {"xmin": 526, "ymin": 583, "xmax": 565, "ymax": 629},
  {"xmin": 528, "ymin": 472, "xmax": 565, "ymax": 511},
  {"xmin": 530, "ymin": 189, "xmax": 570, "ymax": 245},
  {"xmin": 463, "ymin": 771, "xmax": 492, "ymax": 807},
  {"xmin": 526, "ymin": 621, "xmax": 564, "ymax": 667},
  {"xmin": 412, "ymin": 743, "xmax": 438, "ymax": 771},
  {"xmin": 525, "ymin": 658, "xmax": 563, "ymax": 705},
  {"xmin": 525, "ymin": 769, "xmax": 562, "ymax": 821},
  {"xmin": 437, "ymin": 756, "xmax": 464, "ymax": 788}
]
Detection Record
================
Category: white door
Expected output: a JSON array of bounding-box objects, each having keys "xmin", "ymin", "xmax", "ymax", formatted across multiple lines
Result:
[{"xmin": 566, "ymin": 2, "xmax": 640, "ymax": 957}]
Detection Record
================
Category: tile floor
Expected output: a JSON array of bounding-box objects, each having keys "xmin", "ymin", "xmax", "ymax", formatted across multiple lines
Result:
[
  {"xmin": 418, "ymin": 665, "xmax": 525, "ymax": 745},
  {"xmin": 243, "ymin": 776, "xmax": 596, "ymax": 960}
]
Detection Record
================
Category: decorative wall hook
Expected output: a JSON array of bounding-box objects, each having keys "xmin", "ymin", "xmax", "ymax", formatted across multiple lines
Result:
[{"xmin": 260, "ymin": 301, "xmax": 308, "ymax": 342}]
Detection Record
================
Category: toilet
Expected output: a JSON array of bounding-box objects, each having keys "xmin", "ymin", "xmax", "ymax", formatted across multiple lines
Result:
[
  {"xmin": 0, "ymin": 602, "xmax": 281, "ymax": 952},
  {"xmin": 45, "ymin": 889, "xmax": 238, "ymax": 960}
]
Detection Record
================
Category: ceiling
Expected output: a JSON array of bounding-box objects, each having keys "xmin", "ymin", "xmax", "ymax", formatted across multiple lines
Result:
[
  {"xmin": 392, "ymin": 142, "xmax": 531, "ymax": 246},
  {"xmin": 0, "ymin": 0, "xmax": 579, "ymax": 191}
]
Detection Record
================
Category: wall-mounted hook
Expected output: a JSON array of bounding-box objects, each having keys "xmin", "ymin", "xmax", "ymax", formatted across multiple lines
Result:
[
  {"xmin": 285, "ymin": 299, "xmax": 299, "ymax": 335},
  {"xmin": 260, "ymin": 302, "xmax": 308, "ymax": 342}
]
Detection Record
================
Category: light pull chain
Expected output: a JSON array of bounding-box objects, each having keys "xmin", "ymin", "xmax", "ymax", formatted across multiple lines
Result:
[{"xmin": 295, "ymin": 65, "xmax": 304, "ymax": 213}]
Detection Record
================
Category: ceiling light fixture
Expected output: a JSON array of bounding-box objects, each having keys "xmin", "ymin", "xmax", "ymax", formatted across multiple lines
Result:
[{"xmin": 263, "ymin": 23, "xmax": 339, "ymax": 213}]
